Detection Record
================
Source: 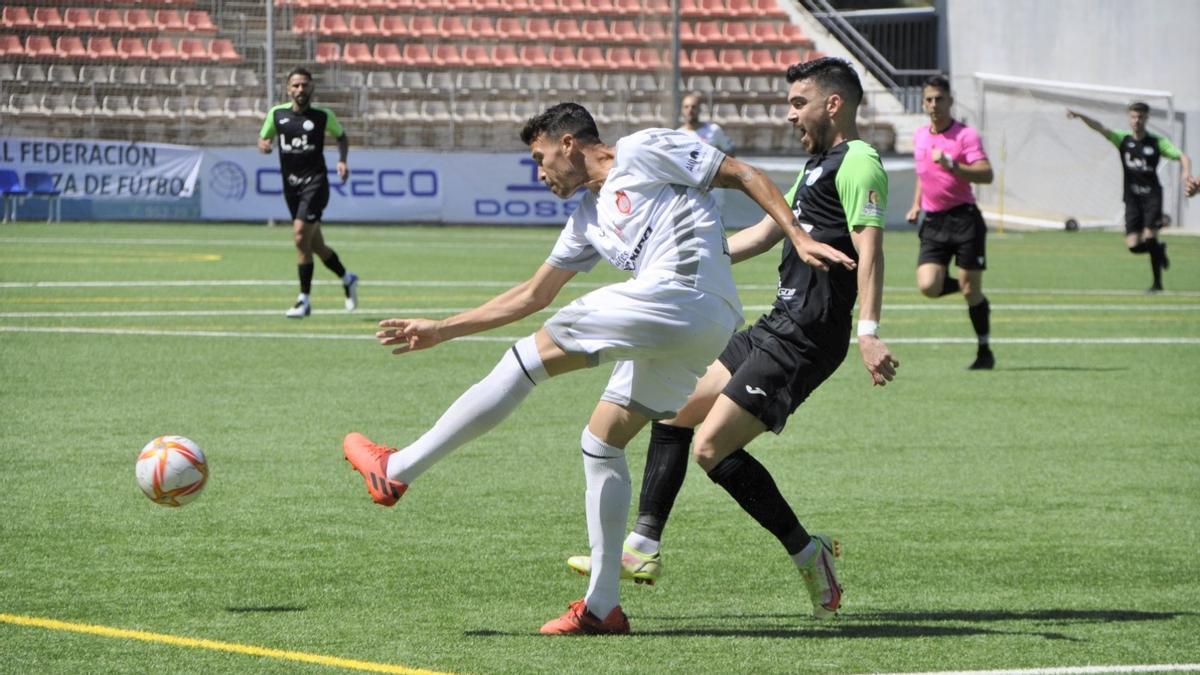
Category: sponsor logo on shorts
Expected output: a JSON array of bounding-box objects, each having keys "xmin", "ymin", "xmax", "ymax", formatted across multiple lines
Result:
[{"xmin": 745, "ymin": 385, "xmax": 768, "ymax": 397}]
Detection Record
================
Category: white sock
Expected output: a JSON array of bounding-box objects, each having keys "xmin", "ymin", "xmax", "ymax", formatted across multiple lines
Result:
[
  {"xmin": 297, "ymin": 293, "xmax": 310, "ymax": 304},
  {"xmin": 387, "ymin": 336, "xmax": 547, "ymax": 485},
  {"xmin": 791, "ymin": 539, "xmax": 818, "ymax": 567},
  {"xmin": 625, "ymin": 532, "xmax": 660, "ymax": 556},
  {"xmin": 581, "ymin": 427, "xmax": 631, "ymax": 620}
]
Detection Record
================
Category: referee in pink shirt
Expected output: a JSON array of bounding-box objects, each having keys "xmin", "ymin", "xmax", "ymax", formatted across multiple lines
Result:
[{"xmin": 906, "ymin": 74, "xmax": 996, "ymax": 370}]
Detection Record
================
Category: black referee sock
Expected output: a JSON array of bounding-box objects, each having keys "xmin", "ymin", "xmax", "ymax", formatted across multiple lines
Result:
[
  {"xmin": 939, "ymin": 276, "xmax": 961, "ymax": 297},
  {"xmin": 968, "ymin": 297, "xmax": 990, "ymax": 344},
  {"xmin": 707, "ymin": 449, "xmax": 810, "ymax": 555},
  {"xmin": 322, "ymin": 251, "xmax": 347, "ymax": 279},
  {"xmin": 298, "ymin": 262, "xmax": 315, "ymax": 295},
  {"xmin": 1149, "ymin": 243, "xmax": 1164, "ymax": 289},
  {"xmin": 632, "ymin": 423, "xmax": 693, "ymax": 541}
]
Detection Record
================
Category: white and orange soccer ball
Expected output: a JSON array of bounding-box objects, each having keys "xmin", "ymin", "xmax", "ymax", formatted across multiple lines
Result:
[{"xmin": 136, "ymin": 436, "xmax": 209, "ymax": 507}]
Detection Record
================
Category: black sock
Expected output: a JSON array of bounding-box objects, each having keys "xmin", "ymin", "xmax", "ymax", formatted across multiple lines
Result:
[
  {"xmin": 632, "ymin": 423, "xmax": 693, "ymax": 542},
  {"xmin": 322, "ymin": 251, "xmax": 347, "ymax": 279},
  {"xmin": 939, "ymin": 276, "xmax": 961, "ymax": 297},
  {"xmin": 1129, "ymin": 241, "xmax": 1151, "ymax": 254},
  {"xmin": 298, "ymin": 262, "xmax": 315, "ymax": 295},
  {"xmin": 969, "ymin": 297, "xmax": 990, "ymax": 347},
  {"xmin": 707, "ymin": 449, "xmax": 810, "ymax": 555},
  {"xmin": 1149, "ymin": 243, "xmax": 1163, "ymax": 288}
]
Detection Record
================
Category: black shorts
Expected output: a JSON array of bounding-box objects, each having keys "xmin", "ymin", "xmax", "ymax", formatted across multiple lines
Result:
[
  {"xmin": 717, "ymin": 308, "xmax": 849, "ymax": 434},
  {"xmin": 284, "ymin": 178, "xmax": 329, "ymax": 223},
  {"xmin": 1124, "ymin": 192, "xmax": 1163, "ymax": 234},
  {"xmin": 918, "ymin": 202, "xmax": 988, "ymax": 270}
]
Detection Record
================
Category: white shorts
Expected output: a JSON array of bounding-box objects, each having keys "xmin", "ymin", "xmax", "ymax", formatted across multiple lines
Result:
[{"xmin": 544, "ymin": 278, "xmax": 742, "ymax": 419}]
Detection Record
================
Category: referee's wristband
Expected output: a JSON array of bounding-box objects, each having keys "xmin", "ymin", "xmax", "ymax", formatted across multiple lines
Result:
[{"xmin": 857, "ymin": 320, "xmax": 879, "ymax": 337}]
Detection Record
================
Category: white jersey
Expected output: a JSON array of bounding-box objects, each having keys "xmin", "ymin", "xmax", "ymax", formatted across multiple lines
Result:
[
  {"xmin": 678, "ymin": 122, "xmax": 735, "ymax": 156},
  {"xmin": 546, "ymin": 128, "xmax": 740, "ymax": 314}
]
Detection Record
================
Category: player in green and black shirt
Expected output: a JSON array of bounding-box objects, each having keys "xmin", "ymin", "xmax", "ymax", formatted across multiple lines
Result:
[
  {"xmin": 1069, "ymin": 103, "xmax": 1193, "ymax": 292},
  {"xmin": 564, "ymin": 58, "xmax": 898, "ymax": 619},
  {"xmin": 258, "ymin": 66, "xmax": 359, "ymax": 317}
]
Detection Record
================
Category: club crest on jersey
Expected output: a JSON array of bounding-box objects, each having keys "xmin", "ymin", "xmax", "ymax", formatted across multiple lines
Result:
[
  {"xmin": 805, "ymin": 166, "xmax": 824, "ymax": 186},
  {"xmin": 615, "ymin": 190, "xmax": 632, "ymax": 215},
  {"xmin": 303, "ymin": 119, "xmax": 315, "ymax": 131}
]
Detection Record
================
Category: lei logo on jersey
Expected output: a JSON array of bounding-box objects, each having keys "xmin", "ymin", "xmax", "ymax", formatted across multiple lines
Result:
[{"xmin": 615, "ymin": 190, "xmax": 632, "ymax": 215}]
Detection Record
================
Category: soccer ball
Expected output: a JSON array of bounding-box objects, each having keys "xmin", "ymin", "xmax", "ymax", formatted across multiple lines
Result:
[{"xmin": 136, "ymin": 436, "xmax": 209, "ymax": 507}]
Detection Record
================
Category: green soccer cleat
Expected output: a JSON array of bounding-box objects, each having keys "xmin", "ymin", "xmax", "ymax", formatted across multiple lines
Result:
[
  {"xmin": 567, "ymin": 544, "xmax": 662, "ymax": 586},
  {"xmin": 797, "ymin": 533, "xmax": 842, "ymax": 619}
]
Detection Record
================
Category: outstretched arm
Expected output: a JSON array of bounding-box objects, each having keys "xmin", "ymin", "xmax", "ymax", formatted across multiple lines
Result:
[
  {"xmin": 377, "ymin": 263, "xmax": 577, "ymax": 354},
  {"xmin": 1066, "ymin": 109, "xmax": 1112, "ymax": 139},
  {"xmin": 727, "ymin": 214, "xmax": 785, "ymax": 264},
  {"xmin": 850, "ymin": 225, "xmax": 898, "ymax": 386},
  {"xmin": 711, "ymin": 156, "xmax": 855, "ymax": 272}
]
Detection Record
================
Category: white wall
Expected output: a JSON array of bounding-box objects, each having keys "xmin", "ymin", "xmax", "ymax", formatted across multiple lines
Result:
[{"xmin": 943, "ymin": 0, "xmax": 1199, "ymax": 229}]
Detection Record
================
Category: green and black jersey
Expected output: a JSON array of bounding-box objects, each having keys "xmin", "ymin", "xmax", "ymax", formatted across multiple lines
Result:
[
  {"xmin": 1106, "ymin": 130, "xmax": 1182, "ymax": 199},
  {"xmin": 260, "ymin": 103, "xmax": 345, "ymax": 188},
  {"xmin": 776, "ymin": 139, "xmax": 887, "ymax": 327}
]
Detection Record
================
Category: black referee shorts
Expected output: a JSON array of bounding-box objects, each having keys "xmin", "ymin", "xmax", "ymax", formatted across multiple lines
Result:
[
  {"xmin": 284, "ymin": 178, "xmax": 330, "ymax": 224},
  {"xmin": 1124, "ymin": 192, "xmax": 1164, "ymax": 234},
  {"xmin": 918, "ymin": 202, "xmax": 988, "ymax": 271},
  {"xmin": 718, "ymin": 308, "xmax": 849, "ymax": 434}
]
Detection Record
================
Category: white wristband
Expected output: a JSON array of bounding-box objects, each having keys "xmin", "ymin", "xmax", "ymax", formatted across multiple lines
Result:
[{"xmin": 857, "ymin": 320, "xmax": 879, "ymax": 337}]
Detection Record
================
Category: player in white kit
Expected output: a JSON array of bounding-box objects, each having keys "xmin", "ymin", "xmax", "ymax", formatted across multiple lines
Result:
[{"xmin": 343, "ymin": 103, "xmax": 854, "ymax": 634}]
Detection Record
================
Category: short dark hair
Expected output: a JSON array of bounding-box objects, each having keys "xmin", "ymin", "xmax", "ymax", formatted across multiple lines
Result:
[
  {"xmin": 287, "ymin": 66, "xmax": 313, "ymax": 82},
  {"xmin": 520, "ymin": 102, "xmax": 601, "ymax": 146},
  {"xmin": 923, "ymin": 74, "xmax": 951, "ymax": 94},
  {"xmin": 785, "ymin": 57, "xmax": 863, "ymax": 106},
  {"xmin": 1128, "ymin": 101, "xmax": 1150, "ymax": 114}
]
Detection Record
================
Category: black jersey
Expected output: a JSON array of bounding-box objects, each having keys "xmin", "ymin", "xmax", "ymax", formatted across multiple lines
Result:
[
  {"xmin": 260, "ymin": 103, "xmax": 345, "ymax": 188},
  {"xmin": 774, "ymin": 139, "xmax": 888, "ymax": 328},
  {"xmin": 1107, "ymin": 130, "xmax": 1182, "ymax": 199}
]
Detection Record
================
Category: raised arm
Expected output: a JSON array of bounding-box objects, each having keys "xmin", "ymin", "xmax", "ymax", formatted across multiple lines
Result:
[
  {"xmin": 850, "ymin": 225, "xmax": 898, "ymax": 385},
  {"xmin": 377, "ymin": 263, "xmax": 577, "ymax": 354},
  {"xmin": 1067, "ymin": 109, "xmax": 1112, "ymax": 139},
  {"xmin": 711, "ymin": 156, "xmax": 855, "ymax": 272}
]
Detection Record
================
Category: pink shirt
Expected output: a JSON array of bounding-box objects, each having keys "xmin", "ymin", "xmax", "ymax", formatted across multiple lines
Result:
[{"xmin": 913, "ymin": 120, "xmax": 989, "ymax": 213}]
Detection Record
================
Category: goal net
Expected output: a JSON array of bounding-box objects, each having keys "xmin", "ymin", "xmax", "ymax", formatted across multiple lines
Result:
[{"xmin": 972, "ymin": 73, "xmax": 1183, "ymax": 230}]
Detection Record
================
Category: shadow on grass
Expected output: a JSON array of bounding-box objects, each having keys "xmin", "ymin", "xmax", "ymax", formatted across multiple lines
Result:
[{"xmin": 225, "ymin": 606, "xmax": 307, "ymax": 613}]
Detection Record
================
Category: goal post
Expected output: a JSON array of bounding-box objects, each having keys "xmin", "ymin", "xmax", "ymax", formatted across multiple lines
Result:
[{"xmin": 972, "ymin": 72, "xmax": 1183, "ymax": 231}]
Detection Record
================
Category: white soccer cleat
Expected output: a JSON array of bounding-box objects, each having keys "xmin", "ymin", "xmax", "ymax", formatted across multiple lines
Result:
[
  {"xmin": 285, "ymin": 298, "xmax": 311, "ymax": 318},
  {"xmin": 797, "ymin": 534, "xmax": 842, "ymax": 619},
  {"xmin": 343, "ymin": 272, "xmax": 359, "ymax": 312}
]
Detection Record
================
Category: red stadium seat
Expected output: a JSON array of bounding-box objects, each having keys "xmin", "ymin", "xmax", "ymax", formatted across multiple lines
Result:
[
  {"xmin": 341, "ymin": 42, "xmax": 372, "ymax": 65},
  {"xmin": 694, "ymin": 21, "xmax": 724, "ymax": 44},
  {"xmin": 727, "ymin": 0, "xmax": 755, "ymax": 17},
  {"xmin": 578, "ymin": 46, "xmax": 606, "ymax": 69},
  {"xmin": 559, "ymin": 0, "xmax": 588, "ymax": 13},
  {"xmin": 495, "ymin": 17, "xmax": 524, "ymax": 40},
  {"xmin": 491, "ymin": 44, "xmax": 520, "ymax": 67},
  {"xmin": 64, "ymin": 8, "xmax": 97, "ymax": 31},
  {"xmin": 210, "ymin": 39, "xmax": 242, "ymax": 63},
  {"xmin": 775, "ymin": 47, "xmax": 804, "ymax": 68},
  {"xmin": 86, "ymin": 36, "xmax": 119, "ymax": 60},
  {"xmin": 680, "ymin": 0, "xmax": 704, "ymax": 17},
  {"xmin": 437, "ymin": 16, "xmax": 469, "ymax": 39},
  {"xmin": 581, "ymin": 19, "xmax": 610, "ymax": 42},
  {"xmin": 518, "ymin": 44, "xmax": 550, "ymax": 68},
  {"xmin": 431, "ymin": 43, "xmax": 463, "ymax": 67},
  {"xmin": 33, "ymin": 8, "xmax": 66, "ymax": 30},
  {"xmin": 610, "ymin": 19, "xmax": 638, "ymax": 43},
  {"xmin": 529, "ymin": 0, "xmax": 562, "ymax": 14},
  {"xmin": 401, "ymin": 42, "xmax": 433, "ymax": 67},
  {"xmin": 349, "ymin": 15, "xmax": 380, "ymax": 37},
  {"xmin": 722, "ymin": 21, "xmax": 751, "ymax": 44},
  {"xmin": 780, "ymin": 23, "xmax": 810, "ymax": 46},
  {"xmin": 746, "ymin": 47, "xmax": 775, "ymax": 72},
  {"xmin": 379, "ymin": 15, "xmax": 408, "ymax": 37},
  {"xmin": 185, "ymin": 10, "xmax": 218, "ymax": 33},
  {"xmin": 155, "ymin": 10, "xmax": 186, "ymax": 33},
  {"xmin": 553, "ymin": 19, "xmax": 583, "ymax": 41},
  {"xmin": 116, "ymin": 37, "xmax": 149, "ymax": 61},
  {"xmin": 633, "ymin": 47, "xmax": 664, "ymax": 70},
  {"xmin": 753, "ymin": 0, "xmax": 786, "ymax": 18},
  {"xmin": 526, "ymin": 17, "xmax": 554, "ymax": 40},
  {"xmin": 640, "ymin": 20, "xmax": 668, "ymax": 43},
  {"xmin": 461, "ymin": 44, "xmax": 490, "ymax": 67},
  {"xmin": 466, "ymin": 17, "xmax": 497, "ymax": 40},
  {"xmin": 293, "ymin": 14, "xmax": 317, "ymax": 34},
  {"xmin": 750, "ymin": 22, "xmax": 781, "ymax": 45},
  {"xmin": 95, "ymin": 9, "xmax": 126, "ymax": 32},
  {"xmin": 678, "ymin": 22, "xmax": 697, "ymax": 43},
  {"xmin": 125, "ymin": 9, "xmax": 156, "ymax": 32},
  {"xmin": 409, "ymin": 16, "xmax": 438, "ymax": 39},
  {"xmin": 499, "ymin": 0, "xmax": 533, "ymax": 11},
  {"xmin": 372, "ymin": 42, "xmax": 402, "ymax": 65},
  {"xmin": 686, "ymin": 47, "xmax": 718, "ymax": 72},
  {"xmin": 178, "ymin": 37, "xmax": 209, "ymax": 61},
  {"xmin": 549, "ymin": 45, "xmax": 579, "ymax": 68},
  {"xmin": 0, "ymin": 33, "xmax": 23, "ymax": 58},
  {"xmin": 319, "ymin": 14, "xmax": 351, "ymax": 37},
  {"xmin": 644, "ymin": 0, "xmax": 670, "ymax": 13},
  {"xmin": 315, "ymin": 42, "xmax": 340, "ymax": 63},
  {"xmin": 719, "ymin": 48, "xmax": 749, "ymax": 72},
  {"xmin": 148, "ymin": 37, "xmax": 181, "ymax": 60},
  {"xmin": 56, "ymin": 35, "xmax": 87, "ymax": 59},
  {"xmin": 26, "ymin": 35, "xmax": 55, "ymax": 59},
  {"xmin": 607, "ymin": 46, "xmax": 635, "ymax": 70},
  {"xmin": 613, "ymin": 0, "xmax": 641, "ymax": 12},
  {"xmin": 2, "ymin": 7, "xmax": 35, "ymax": 30}
]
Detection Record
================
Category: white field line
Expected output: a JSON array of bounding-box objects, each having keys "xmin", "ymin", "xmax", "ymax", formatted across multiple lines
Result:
[
  {"xmin": 1, "ymin": 304, "xmax": 1199, "ymax": 320},
  {"xmin": 888, "ymin": 663, "xmax": 1200, "ymax": 675},
  {"xmin": 1, "ymin": 326, "xmax": 1197, "ymax": 345},
  {"xmin": 0, "ymin": 236, "xmax": 546, "ymax": 250},
  {"xmin": 2, "ymin": 279, "xmax": 1200, "ymax": 298}
]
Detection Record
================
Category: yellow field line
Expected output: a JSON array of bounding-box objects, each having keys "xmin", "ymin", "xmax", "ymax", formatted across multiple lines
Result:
[{"xmin": 0, "ymin": 613, "xmax": 451, "ymax": 675}]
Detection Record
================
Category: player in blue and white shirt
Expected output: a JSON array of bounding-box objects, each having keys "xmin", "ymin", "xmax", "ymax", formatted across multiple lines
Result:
[{"xmin": 342, "ymin": 103, "xmax": 854, "ymax": 635}]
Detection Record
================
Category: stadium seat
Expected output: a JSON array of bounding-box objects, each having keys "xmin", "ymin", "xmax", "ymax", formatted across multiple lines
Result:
[
  {"xmin": 744, "ymin": 74, "xmax": 775, "ymax": 98},
  {"xmin": 577, "ymin": 71, "xmax": 603, "ymax": 95},
  {"xmin": 491, "ymin": 44, "xmax": 519, "ymax": 67},
  {"xmin": 26, "ymin": 35, "xmax": 56, "ymax": 59},
  {"xmin": 78, "ymin": 64, "xmax": 111, "ymax": 84},
  {"xmin": 342, "ymin": 42, "xmax": 372, "ymax": 65},
  {"xmin": 56, "ymin": 36, "xmax": 88, "ymax": 60},
  {"xmin": 543, "ymin": 72, "xmax": 577, "ymax": 98},
  {"xmin": 727, "ymin": 0, "xmax": 755, "ymax": 17},
  {"xmin": 719, "ymin": 48, "xmax": 749, "ymax": 72},
  {"xmin": 680, "ymin": 0, "xmax": 704, "ymax": 17},
  {"xmin": 644, "ymin": 0, "xmax": 670, "ymax": 13},
  {"xmin": 466, "ymin": 16, "xmax": 497, "ymax": 40},
  {"xmin": 33, "ymin": 7, "xmax": 66, "ymax": 30},
  {"xmin": 780, "ymin": 23, "xmax": 811, "ymax": 46},
  {"xmin": 529, "ymin": 0, "xmax": 562, "ymax": 14},
  {"xmin": 393, "ymin": 99, "xmax": 421, "ymax": 123},
  {"xmin": 184, "ymin": 10, "xmax": 217, "ymax": 33},
  {"xmin": 41, "ymin": 94, "xmax": 73, "ymax": 117},
  {"xmin": 518, "ymin": 45, "xmax": 550, "ymax": 68},
  {"xmin": 776, "ymin": 47, "xmax": 804, "ymax": 68},
  {"xmin": 210, "ymin": 39, "xmax": 242, "ymax": 63},
  {"xmin": 749, "ymin": 22, "xmax": 781, "ymax": 45},
  {"xmin": 526, "ymin": 17, "xmax": 554, "ymax": 40},
  {"xmin": 171, "ymin": 66, "xmax": 203, "ymax": 86},
  {"xmin": 125, "ymin": 9, "xmax": 156, "ymax": 32},
  {"xmin": 144, "ymin": 65, "xmax": 172, "ymax": 86},
  {"xmin": 366, "ymin": 70, "xmax": 396, "ymax": 90},
  {"xmin": 693, "ymin": 21, "xmax": 723, "ymax": 45},
  {"xmin": 101, "ymin": 95, "xmax": 136, "ymax": 117},
  {"xmin": 401, "ymin": 43, "xmax": 433, "ymax": 67},
  {"xmin": 372, "ymin": 42, "xmax": 402, "ymax": 65},
  {"xmin": 633, "ymin": 47, "xmax": 665, "ymax": 71},
  {"xmin": 686, "ymin": 47, "xmax": 718, "ymax": 72},
  {"xmin": 149, "ymin": 37, "xmax": 181, "ymax": 61},
  {"xmin": 548, "ymin": 45, "xmax": 579, "ymax": 68},
  {"xmin": 16, "ymin": 63, "xmax": 46, "ymax": 82},
  {"xmin": 578, "ymin": 46, "xmax": 606, "ymax": 69},
  {"xmin": 686, "ymin": 74, "xmax": 714, "ymax": 95},
  {"xmin": 409, "ymin": 16, "xmax": 437, "ymax": 38},
  {"xmin": 117, "ymin": 38, "xmax": 149, "ymax": 61},
  {"xmin": 580, "ymin": 19, "xmax": 609, "ymax": 42},
  {"xmin": 456, "ymin": 71, "xmax": 488, "ymax": 96},
  {"xmin": 64, "ymin": 8, "xmax": 97, "ymax": 31},
  {"xmin": 134, "ymin": 95, "xmax": 168, "ymax": 118},
  {"xmin": 0, "ymin": 62, "xmax": 17, "ymax": 82},
  {"xmin": 553, "ymin": 18, "xmax": 584, "ymax": 41},
  {"xmin": 179, "ymin": 37, "xmax": 211, "ymax": 61},
  {"xmin": 379, "ymin": 15, "xmax": 408, "ymax": 37},
  {"xmin": 753, "ymin": 0, "xmax": 786, "ymax": 18},
  {"xmin": 395, "ymin": 71, "xmax": 425, "ymax": 96},
  {"xmin": 487, "ymin": 72, "xmax": 521, "ymax": 98},
  {"xmin": 319, "ymin": 14, "xmax": 351, "ymax": 37},
  {"xmin": 713, "ymin": 74, "xmax": 744, "ymax": 97},
  {"xmin": 629, "ymin": 72, "xmax": 660, "ymax": 98},
  {"xmin": 364, "ymin": 99, "xmax": 396, "ymax": 122},
  {"xmin": 293, "ymin": 14, "xmax": 317, "ymax": 34},
  {"xmin": 639, "ymin": 20, "xmax": 668, "ymax": 43},
  {"xmin": 746, "ymin": 48, "xmax": 775, "ymax": 73},
  {"xmin": 460, "ymin": 44, "xmax": 490, "ymax": 67},
  {"xmin": 0, "ymin": 169, "xmax": 30, "ymax": 223},
  {"xmin": 438, "ymin": 16, "xmax": 468, "ymax": 39},
  {"xmin": 0, "ymin": 34, "xmax": 23, "ymax": 58},
  {"xmin": 710, "ymin": 101, "xmax": 737, "ymax": 125},
  {"xmin": 112, "ymin": 65, "xmax": 141, "ymax": 86},
  {"xmin": 499, "ymin": 0, "xmax": 533, "ymax": 12},
  {"xmin": 72, "ymin": 93, "xmax": 100, "ymax": 116},
  {"xmin": 722, "ymin": 21, "xmax": 752, "ymax": 45},
  {"xmin": 225, "ymin": 96, "xmax": 263, "ymax": 120},
  {"xmin": 2, "ymin": 7, "xmax": 34, "ymax": 30},
  {"xmin": 495, "ymin": 17, "xmax": 524, "ymax": 40},
  {"xmin": 431, "ymin": 44, "xmax": 463, "ymax": 67},
  {"xmin": 155, "ymin": 9, "xmax": 186, "ymax": 32},
  {"xmin": 610, "ymin": 19, "xmax": 639, "ymax": 43},
  {"xmin": 315, "ymin": 42, "xmax": 340, "ymax": 63},
  {"xmin": 95, "ymin": 8, "xmax": 126, "ymax": 32}
]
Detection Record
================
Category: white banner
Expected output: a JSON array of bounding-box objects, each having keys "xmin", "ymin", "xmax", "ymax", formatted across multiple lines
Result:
[
  {"xmin": 0, "ymin": 138, "xmax": 202, "ymax": 200},
  {"xmin": 199, "ymin": 149, "xmax": 583, "ymax": 225}
]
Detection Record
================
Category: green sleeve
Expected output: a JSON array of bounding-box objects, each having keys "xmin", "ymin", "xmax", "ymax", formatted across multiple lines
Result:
[
  {"xmin": 783, "ymin": 171, "xmax": 804, "ymax": 204},
  {"xmin": 259, "ymin": 108, "xmax": 277, "ymax": 139},
  {"xmin": 1106, "ymin": 130, "xmax": 1128, "ymax": 148},
  {"xmin": 324, "ymin": 108, "xmax": 345, "ymax": 138},
  {"xmin": 835, "ymin": 142, "xmax": 888, "ymax": 229},
  {"xmin": 1157, "ymin": 135, "xmax": 1182, "ymax": 160}
]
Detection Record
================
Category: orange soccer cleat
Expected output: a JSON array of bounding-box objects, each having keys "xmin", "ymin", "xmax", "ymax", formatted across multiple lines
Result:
[
  {"xmin": 539, "ymin": 599, "xmax": 630, "ymax": 635},
  {"xmin": 343, "ymin": 432, "xmax": 407, "ymax": 506}
]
